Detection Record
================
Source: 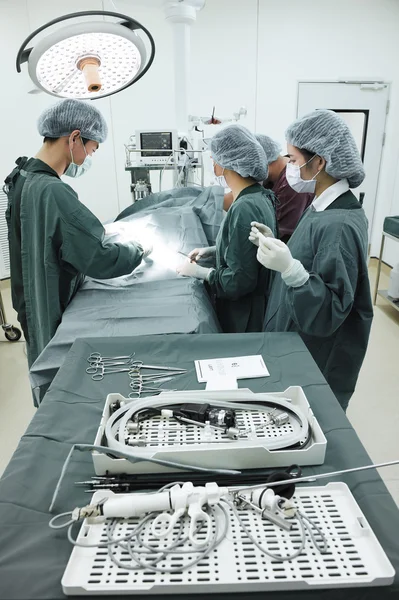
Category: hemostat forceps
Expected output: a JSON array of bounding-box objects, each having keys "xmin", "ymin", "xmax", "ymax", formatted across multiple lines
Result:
[
  {"xmin": 130, "ymin": 360, "xmax": 187, "ymax": 372},
  {"xmin": 88, "ymin": 365, "xmax": 133, "ymax": 380}
]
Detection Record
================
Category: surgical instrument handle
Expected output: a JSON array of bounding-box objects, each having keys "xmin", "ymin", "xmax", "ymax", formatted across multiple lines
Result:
[
  {"xmin": 102, "ymin": 491, "xmax": 171, "ymax": 518},
  {"xmin": 91, "ymin": 367, "xmax": 132, "ymax": 381}
]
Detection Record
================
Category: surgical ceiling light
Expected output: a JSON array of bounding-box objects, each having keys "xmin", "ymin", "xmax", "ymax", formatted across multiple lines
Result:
[{"xmin": 16, "ymin": 11, "xmax": 156, "ymax": 100}]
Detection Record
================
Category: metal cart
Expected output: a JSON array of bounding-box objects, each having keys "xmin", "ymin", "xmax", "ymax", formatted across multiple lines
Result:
[
  {"xmin": 374, "ymin": 216, "xmax": 399, "ymax": 311},
  {"xmin": 0, "ymin": 285, "xmax": 21, "ymax": 341}
]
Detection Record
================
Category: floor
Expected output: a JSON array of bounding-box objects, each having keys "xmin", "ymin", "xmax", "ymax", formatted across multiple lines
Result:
[{"xmin": 0, "ymin": 262, "xmax": 398, "ymax": 505}]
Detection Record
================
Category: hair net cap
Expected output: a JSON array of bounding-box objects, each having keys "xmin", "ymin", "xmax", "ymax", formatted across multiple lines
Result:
[
  {"xmin": 255, "ymin": 134, "xmax": 282, "ymax": 164},
  {"xmin": 210, "ymin": 124, "xmax": 268, "ymax": 181},
  {"xmin": 285, "ymin": 110, "xmax": 365, "ymax": 188},
  {"xmin": 38, "ymin": 99, "xmax": 108, "ymax": 144}
]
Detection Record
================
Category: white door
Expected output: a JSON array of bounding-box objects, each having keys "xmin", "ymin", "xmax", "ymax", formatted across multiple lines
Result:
[{"xmin": 297, "ymin": 81, "xmax": 390, "ymax": 251}]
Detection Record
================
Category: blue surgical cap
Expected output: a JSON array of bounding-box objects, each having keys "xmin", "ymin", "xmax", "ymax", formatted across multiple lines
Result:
[
  {"xmin": 286, "ymin": 110, "xmax": 365, "ymax": 188},
  {"xmin": 255, "ymin": 134, "xmax": 282, "ymax": 164},
  {"xmin": 210, "ymin": 124, "xmax": 268, "ymax": 181},
  {"xmin": 38, "ymin": 98, "xmax": 108, "ymax": 144}
]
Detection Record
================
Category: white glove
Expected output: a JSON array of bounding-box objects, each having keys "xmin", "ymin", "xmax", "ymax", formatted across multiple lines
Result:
[
  {"xmin": 176, "ymin": 261, "xmax": 212, "ymax": 281},
  {"xmin": 256, "ymin": 234, "xmax": 294, "ymax": 273},
  {"xmin": 134, "ymin": 234, "xmax": 153, "ymax": 258},
  {"xmin": 257, "ymin": 234, "xmax": 309, "ymax": 287},
  {"xmin": 248, "ymin": 222, "xmax": 275, "ymax": 247},
  {"xmin": 188, "ymin": 246, "xmax": 216, "ymax": 262},
  {"xmin": 137, "ymin": 241, "xmax": 153, "ymax": 258},
  {"xmin": 281, "ymin": 260, "xmax": 310, "ymax": 287}
]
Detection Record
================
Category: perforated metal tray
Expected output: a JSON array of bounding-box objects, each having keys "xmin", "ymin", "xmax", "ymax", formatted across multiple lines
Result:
[
  {"xmin": 93, "ymin": 388, "xmax": 327, "ymax": 474},
  {"xmin": 61, "ymin": 483, "xmax": 394, "ymax": 595}
]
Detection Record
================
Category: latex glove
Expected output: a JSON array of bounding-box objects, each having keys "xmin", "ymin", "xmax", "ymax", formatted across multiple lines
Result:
[
  {"xmin": 281, "ymin": 260, "xmax": 310, "ymax": 287},
  {"xmin": 248, "ymin": 222, "xmax": 275, "ymax": 247},
  {"xmin": 188, "ymin": 246, "xmax": 216, "ymax": 262},
  {"xmin": 257, "ymin": 234, "xmax": 309, "ymax": 287},
  {"xmin": 256, "ymin": 234, "xmax": 295, "ymax": 273},
  {"xmin": 176, "ymin": 260, "xmax": 212, "ymax": 281},
  {"xmin": 142, "ymin": 244, "xmax": 153, "ymax": 259},
  {"xmin": 137, "ymin": 241, "xmax": 153, "ymax": 258}
]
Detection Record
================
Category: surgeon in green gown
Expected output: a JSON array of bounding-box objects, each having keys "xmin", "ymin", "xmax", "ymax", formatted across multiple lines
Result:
[
  {"xmin": 249, "ymin": 110, "xmax": 373, "ymax": 410},
  {"xmin": 177, "ymin": 124, "xmax": 277, "ymax": 333},
  {"xmin": 4, "ymin": 99, "xmax": 151, "ymax": 368}
]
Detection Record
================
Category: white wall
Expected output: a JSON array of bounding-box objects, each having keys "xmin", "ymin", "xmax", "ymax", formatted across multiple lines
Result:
[
  {"xmin": 190, "ymin": 0, "xmax": 258, "ymax": 130},
  {"xmin": 108, "ymin": 0, "xmax": 178, "ymax": 211},
  {"xmin": 256, "ymin": 0, "xmax": 399, "ymax": 263},
  {"xmin": 0, "ymin": 0, "xmax": 120, "ymax": 223},
  {"xmin": 1, "ymin": 0, "xmax": 399, "ymax": 262}
]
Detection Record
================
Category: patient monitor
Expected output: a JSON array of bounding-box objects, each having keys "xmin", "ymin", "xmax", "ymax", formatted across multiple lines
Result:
[{"xmin": 135, "ymin": 130, "xmax": 178, "ymax": 166}]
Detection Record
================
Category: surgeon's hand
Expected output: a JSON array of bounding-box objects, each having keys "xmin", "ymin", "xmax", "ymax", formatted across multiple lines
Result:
[
  {"xmin": 188, "ymin": 246, "xmax": 216, "ymax": 262},
  {"xmin": 249, "ymin": 222, "xmax": 275, "ymax": 247},
  {"xmin": 256, "ymin": 234, "xmax": 309, "ymax": 287},
  {"xmin": 136, "ymin": 241, "xmax": 153, "ymax": 258},
  {"xmin": 142, "ymin": 244, "xmax": 153, "ymax": 259},
  {"xmin": 135, "ymin": 236, "xmax": 153, "ymax": 259},
  {"xmin": 177, "ymin": 260, "xmax": 212, "ymax": 281},
  {"xmin": 256, "ymin": 234, "xmax": 294, "ymax": 273}
]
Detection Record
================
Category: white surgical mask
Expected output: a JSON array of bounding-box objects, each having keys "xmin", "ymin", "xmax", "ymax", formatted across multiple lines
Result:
[
  {"xmin": 215, "ymin": 175, "xmax": 228, "ymax": 188},
  {"xmin": 286, "ymin": 156, "xmax": 320, "ymax": 193},
  {"xmin": 213, "ymin": 165, "xmax": 228, "ymax": 188},
  {"xmin": 65, "ymin": 137, "xmax": 92, "ymax": 178}
]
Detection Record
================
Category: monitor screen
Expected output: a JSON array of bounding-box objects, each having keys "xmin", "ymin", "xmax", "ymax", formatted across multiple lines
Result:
[{"xmin": 140, "ymin": 132, "xmax": 173, "ymax": 157}]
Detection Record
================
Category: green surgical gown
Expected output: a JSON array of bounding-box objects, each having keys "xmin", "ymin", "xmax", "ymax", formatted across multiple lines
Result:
[
  {"xmin": 208, "ymin": 184, "xmax": 277, "ymax": 333},
  {"xmin": 5, "ymin": 157, "xmax": 143, "ymax": 367},
  {"xmin": 264, "ymin": 190, "xmax": 373, "ymax": 410}
]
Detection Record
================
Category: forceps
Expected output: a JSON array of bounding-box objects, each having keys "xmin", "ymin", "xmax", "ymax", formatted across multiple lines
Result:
[
  {"xmin": 86, "ymin": 354, "xmax": 136, "ymax": 373},
  {"xmin": 130, "ymin": 360, "xmax": 187, "ymax": 372},
  {"xmin": 87, "ymin": 352, "xmax": 135, "ymax": 364},
  {"xmin": 128, "ymin": 382, "xmax": 177, "ymax": 399},
  {"xmin": 128, "ymin": 371, "xmax": 185, "ymax": 383},
  {"xmin": 88, "ymin": 365, "xmax": 133, "ymax": 380},
  {"xmin": 86, "ymin": 363, "xmax": 130, "ymax": 375}
]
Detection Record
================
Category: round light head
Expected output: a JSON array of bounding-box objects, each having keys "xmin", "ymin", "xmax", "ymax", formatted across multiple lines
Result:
[{"xmin": 28, "ymin": 21, "xmax": 147, "ymax": 99}]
